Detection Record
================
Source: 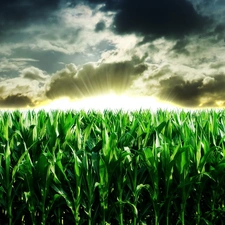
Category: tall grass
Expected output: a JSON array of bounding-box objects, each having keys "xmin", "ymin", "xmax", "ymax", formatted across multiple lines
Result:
[{"xmin": 0, "ymin": 109, "xmax": 225, "ymax": 224}]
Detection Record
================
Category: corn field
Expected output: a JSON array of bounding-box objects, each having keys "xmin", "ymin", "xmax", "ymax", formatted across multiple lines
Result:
[{"xmin": 0, "ymin": 109, "xmax": 225, "ymax": 225}]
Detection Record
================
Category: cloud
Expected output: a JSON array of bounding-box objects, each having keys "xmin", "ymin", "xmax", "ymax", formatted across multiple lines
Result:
[
  {"xmin": 0, "ymin": 58, "xmax": 37, "ymax": 70},
  {"xmin": 0, "ymin": 95, "xmax": 35, "ymax": 108},
  {"xmin": 85, "ymin": 0, "xmax": 213, "ymax": 39},
  {"xmin": 10, "ymin": 48, "xmax": 79, "ymax": 74},
  {"xmin": 1, "ymin": 59, "xmax": 225, "ymax": 109},
  {"xmin": 95, "ymin": 20, "xmax": 106, "ymax": 32},
  {"xmin": 0, "ymin": 0, "xmax": 224, "ymax": 110},
  {"xmin": 0, "ymin": 58, "xmax": 27, "ymax": 74},
  {"xmin": 0, "ymin": 57, "xmax": 40, "ymax": 79},
  {"xmin": 0, "ymin": 3, "xmax": 117, "ymax": 77},
  {"xmin": 85, "ymin": 0, "xmax": 120, "ymax": 11},
  {"xmin": 210, "ymin": 61, "xmax": 225, "ymax": 70},
  {"xmin": 86, "ymin": 0, "xmax": 106, "ymax": 4},
  {"xmin": 127, "ymin": 59, "xmax": 225, "ymax": 108},
  {"xmin": 157, "ymin": 74, "xmax": 225, "ymax": 108},
  {"xmin": 45, "ymin": 59, "xmax": 148, "ymax": 99},
  {"xmin": 0, "ymin": 69, "xmax": 46, "ymax": 108},
  {"xmin": 20, "ymin": 67, "xmax": 49, "ymax": 81},
  {"xmin": 111, "ymin": 0, "xmax": 211, "ymax": 39},
  {"xmin": 0, "ymin": 0, "xmax": 61, "ymax": 32},
  {"xmin": 2, "ymin": 4, "xmax": 114, "ymax": 54},
  {"xmin": 45, "ymin": 64, "xmax": 79, "ymax": 99},
  {"xmin": 158, "ymin": 76, "xmax": 202, "ymax": 107},
  {"xmin": 171, "ymin": 39, "xmax": 190, "ymax": 56}
]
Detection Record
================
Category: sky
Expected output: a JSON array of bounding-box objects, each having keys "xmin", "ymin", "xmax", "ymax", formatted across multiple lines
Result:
[{"xmin": 0, "ymin": 0, "xmax": 225, "ymax": 110}]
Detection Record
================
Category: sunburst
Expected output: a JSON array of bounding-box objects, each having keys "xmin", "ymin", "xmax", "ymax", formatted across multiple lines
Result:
[{"xmin": 38, "ymin": 93, "xmax": 177, "ymax": 112}]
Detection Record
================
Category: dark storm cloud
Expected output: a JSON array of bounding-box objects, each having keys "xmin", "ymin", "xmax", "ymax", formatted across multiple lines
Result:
[
  {"xmin": 112, "ymin": 0, "xmax": 211, "ymax": 39},
  {"xmin": 212, "ymin": 24, "xmax": 225, "ymax": 42},
  {"xmin": 0, "ymin": 94, "xmax": 35, "ymax": 108},
  {"xmin": 86, "ymin": 0, "xmax": 215, "ymax": 39},
  {"xmin": 171, "ymin": 39, "xmax": 190, "ymax": 56},
  {"xmin": 158, "ymin": 76, "xmax": 202, "ymax": 107},
  {"xmin": 45, "ymin": 64, "xmax": 79, "ymax": 99},
  {"xmin": 86, "ymin": 0, "xmax": 105, "ymax": 3},
  {"xmin": 0, "ymin": 0, "xmax": 79, "ymax": 33},
  {"xmin": 0, "ymin": 1, "xmax": 59, "ymax": 27},
  {"xmin": 158, "ymin": 74, "xmax": 225, "ymax": 107},
  {"xmin": 45, "ymin": 59, "xmax": 148, "ymax": 99},
  {"xmin": 86, "ymin": 0, "xmax": 121, "ymax": 10},
  {"xmin": 95, "ymin": 21, "xmax": 106, "ymax": 32}
]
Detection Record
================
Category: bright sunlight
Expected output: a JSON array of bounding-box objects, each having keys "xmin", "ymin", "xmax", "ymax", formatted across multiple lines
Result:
[{"xmin": 38, "ymin": 93, "xmax": 177, "ymax": 112}]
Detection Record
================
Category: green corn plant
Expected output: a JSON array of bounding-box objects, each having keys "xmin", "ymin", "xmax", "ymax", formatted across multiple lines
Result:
[
  {"xmin": 0, "ymin": 114, "xmax": 40, "ymax": 225},
  {"xmin": 51, "ymin": 140, "xmax": 83, "ymax": 225},
  {"xmin": 79, "ymin": 120, "xmax": 98, "ymax": 225},
  {"xmin": 98, "ymin": 156, "xmax": 109, "ymax": 224},
  {"xmin": 159, "ymin": 142, "xmax": 177, "ymax": 225},
  {"xmin": 141, "ymin": 145, "xmax": 160, "ymax": 225},
  {"xmin": 114, "ymin": 148, "xmax": 132, "ymax": 225},
  {"xmin": 123, "ymin": 149, "xmax": 139, "ymax": 225},
  {"xmin": 114, "ymin": 113, "xmax": 138, "ymax": 225},
  {"xmin": 81, "ymin": 150, "xmax": 99, "ymax": 225},
  {"xmin": 1, "ymin": 109, "xmax": 225, "ymax": 224},
  {"xmin": 97, "ymin": 117, "xmax": 111, "ymax": 224},
  {"xmin": 0, "ymin": 113, "xmax": 24, "ymax": 225}
]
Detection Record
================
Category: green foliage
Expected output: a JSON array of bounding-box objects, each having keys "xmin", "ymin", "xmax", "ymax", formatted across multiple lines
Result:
[{"xmin": 0, "ymin": 109, "xmax": 225, "ymax": 224}]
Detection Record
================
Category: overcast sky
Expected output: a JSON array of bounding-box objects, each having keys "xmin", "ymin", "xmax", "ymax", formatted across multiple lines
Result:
[{"xmin": 0, "ymin": 0, "xmax": 225, "ymax": 109}]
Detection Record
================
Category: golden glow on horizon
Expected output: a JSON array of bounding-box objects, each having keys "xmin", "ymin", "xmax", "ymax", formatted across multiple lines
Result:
[
  {"xmin": 38, "ymin": 94, "xmax": 177, "ymax": 112},
  {"xmin": 215, "ymin": 101, "xmax": 224, "ymax": 107}
]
